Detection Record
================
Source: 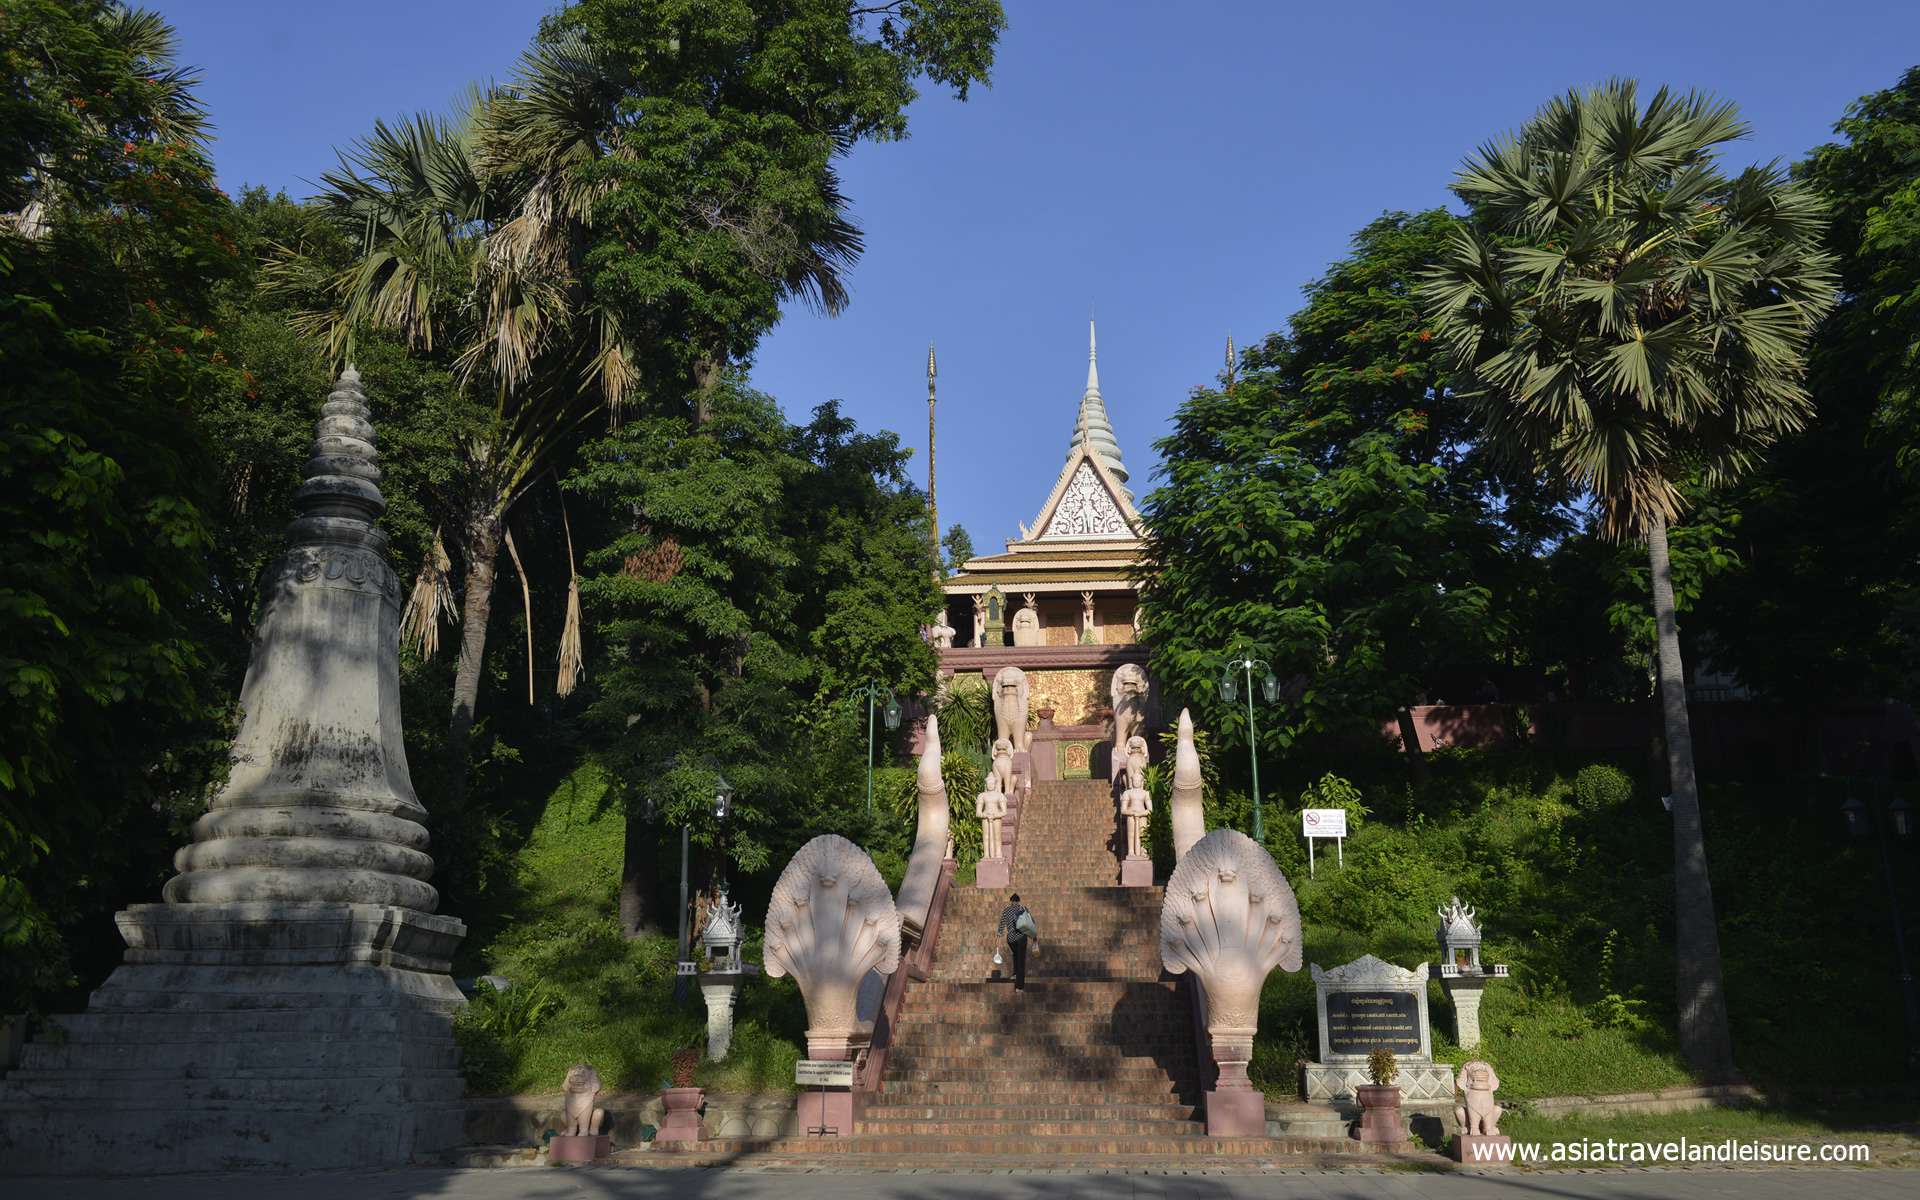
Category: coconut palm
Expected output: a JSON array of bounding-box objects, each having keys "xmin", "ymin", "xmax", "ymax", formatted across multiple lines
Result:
[{"xmin": 1421, "ymin": 80, "xmax": 1838, "ymax": 1079}]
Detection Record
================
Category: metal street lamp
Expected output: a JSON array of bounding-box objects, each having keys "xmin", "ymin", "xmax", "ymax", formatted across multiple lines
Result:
[
  {"xmin": 1218, "ymin": 655, "xmax": 1280, "ymax": 841},
  {"xmin": 676, "ymin": 770, "xmax": 735, "ymax": 1004},
  {"xmin": 852, "ymin": 684, "xmax": 902, "ymax": 817},
  {"xmin": 1841, "ymin": 781, "xmax": 1918, "ymax": 1076}
]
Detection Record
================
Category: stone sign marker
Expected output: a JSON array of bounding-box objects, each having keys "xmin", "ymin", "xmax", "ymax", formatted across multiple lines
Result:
[{"xmin": 1303, "ymin": 954, "xmax": 1451, "ymax": 1105}]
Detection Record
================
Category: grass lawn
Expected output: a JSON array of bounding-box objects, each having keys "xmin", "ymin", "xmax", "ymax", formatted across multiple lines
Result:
[{"xmin": 453, "ymin": 761, "xmax": 806, "ymax": 1096}]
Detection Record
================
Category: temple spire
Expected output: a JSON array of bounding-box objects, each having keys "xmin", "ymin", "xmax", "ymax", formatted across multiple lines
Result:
[{"xmin": 1069, "ymin": 319, "xmax": 1130, "ymax": 499}]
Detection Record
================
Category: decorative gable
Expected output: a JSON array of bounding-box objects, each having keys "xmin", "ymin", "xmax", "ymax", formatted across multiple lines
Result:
[
  {"xmin": 1023, "ymin": 442, "xmax": 1143, "ymax": 546},
  {"xmin": 1044, "ymin": 461, "xmax": 1130, "ymax": 538}
]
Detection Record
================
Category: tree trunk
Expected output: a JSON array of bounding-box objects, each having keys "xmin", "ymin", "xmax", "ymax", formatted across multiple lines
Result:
[
  {"xmin": 1647, "ymin": 510, "xmax": 1736, "ymax": 1080},
  {"xmin": 692, "ymin": 355, "xmax": 720, "ymax": 426},
  {"xmin": 619, "ymin": 809, "xmax": 660, "ymax": 938},
  {"xmin": 445, "ymin": 509, "xmax": 503, "ymax": 815}
]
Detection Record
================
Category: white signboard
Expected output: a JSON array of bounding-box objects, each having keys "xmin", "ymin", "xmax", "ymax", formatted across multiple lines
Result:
[
  {"xmin": 1301, "ymin": 809, "xmax": 1347, "ymax": 839},
  {"xmin": 1301, "ymin": 808, "xmax": 1347, "ymax": 877},
  {"xmin": 795, "ymin": 1059, "xmax": 855, "ymax": 1088}
]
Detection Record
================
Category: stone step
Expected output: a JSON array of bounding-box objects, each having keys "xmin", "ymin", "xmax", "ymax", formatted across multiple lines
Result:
[
  {"xmin": 19, "ymin": 1036, "xmax": 459, "ymax": 1072},
  {"xmin": 47, "ymin": 1009, "xmax": 442, "ymax": 1039},
  {"xmin": 0, "ymin": 1070, "xmax": 463, "ymax": 1106}
]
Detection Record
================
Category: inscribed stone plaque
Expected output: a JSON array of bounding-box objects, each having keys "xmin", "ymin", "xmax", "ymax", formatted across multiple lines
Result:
[{"xmin": 1325, "ymin": 989, "xmax": 1422, "ymax": 1055}]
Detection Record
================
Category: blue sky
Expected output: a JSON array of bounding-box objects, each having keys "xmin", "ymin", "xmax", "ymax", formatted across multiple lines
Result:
[{"xmin": 164, "ymin": 0, "xmax": 1919, "ymax": 552}]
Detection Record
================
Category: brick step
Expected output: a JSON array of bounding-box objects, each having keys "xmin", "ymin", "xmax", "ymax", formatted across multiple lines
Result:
[
  {"xmin": 645, "ymin": 1135, "xmax": 1368, "ymax": 1158},
  {"xmin": 859, "ymin": 1103, "xmax": 1200, "ymax": 1122},
  {"xmin": 876, "ymin": 1083, "xmax": 1189, "ymax": 1102},
  {"xmin": 857, "ymin": 1118, "xmax": 1206, "ymax": 1137},
  {"xmin": 908, "ymin": 980, "xmax": 1181, "ymax": 996},
  {"xmin": 886, "ymin": 1067, "xmax": 1197, "ymax": 1085},
  {"xmin": 887, "ymin": 1036, "xmax": 1190, "ymax": 1059},
  {"xmin": 893, "ymin": 1017, "xmax": 1189, "ymax": 1032}
]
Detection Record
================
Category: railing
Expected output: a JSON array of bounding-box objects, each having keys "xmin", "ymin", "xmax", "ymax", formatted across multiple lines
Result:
[{"xmin": 854, "ymin": 855, "xmax": 955, "ymax": 1093}]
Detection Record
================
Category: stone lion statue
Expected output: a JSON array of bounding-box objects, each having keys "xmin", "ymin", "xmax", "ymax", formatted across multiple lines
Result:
[
  {"xmin": 562, "ymin": 1063, "xmax": 606, "ymax": 1137},
  {"xmin": 993, "ymin": 666, "xmax": 1030, "ymax": 751},
  {"xmin": 991, "ymin": 737, "xmax": 1016, "ymax": 797},
  {"xmin": 1110, "ymin": 663, "xmax": 1149, "ymax": 760},
  {"xmin": 1455, "ymin": 1059, "xmax": 1503, "ymax": 1136}
]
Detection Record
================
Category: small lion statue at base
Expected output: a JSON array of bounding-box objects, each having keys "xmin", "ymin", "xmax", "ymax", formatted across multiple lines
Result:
[
  {"xmin": 1454, "ymin": 1059, "xmax": 1503, "ymax": 1137},
  {"xmin": 562, "ymin": 1062, "xmax": 607, "ymax": 1137}
]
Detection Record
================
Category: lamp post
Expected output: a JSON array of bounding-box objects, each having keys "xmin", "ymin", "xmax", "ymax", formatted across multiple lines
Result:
[
  {"xmin": 1218, "ymin": 656, "xmax": 1280, "ymax": 841},
  {"xmin": 852, "ymin": 684, "xmax": 903, "ymax": 817},
  {"xmin": 676, "ymin": 771, "xmax": 735, "ymax": 1004},
  {"xmin": 1841, "ymin": 782, "xmax": 1917, "ymax": 1076}
]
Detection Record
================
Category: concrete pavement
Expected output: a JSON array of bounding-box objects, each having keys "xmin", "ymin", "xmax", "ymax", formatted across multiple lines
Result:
[{"xmin": 5, "ymin": 1167, "xmax": 1917, "ymax": 1200}]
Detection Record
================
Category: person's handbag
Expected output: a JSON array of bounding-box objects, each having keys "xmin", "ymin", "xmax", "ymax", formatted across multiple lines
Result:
[{"xmin": 1014, "ymin": 910, "xmax": 1038, "ymax": 949}]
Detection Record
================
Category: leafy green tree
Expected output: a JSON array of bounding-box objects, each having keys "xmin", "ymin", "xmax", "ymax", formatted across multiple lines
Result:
[
  {"xmin": 0, "ymin": 0, "xmax": 243, "ymax": 1010},
  {"xmin": 568, "ymin": 385, "xmax": 937, "ymax": 934},
  {"xmin": 1140, "ymin": 212, "xmax": 1567, "ymax": 772},
  {"xmin": 940, "ymin": 523, "xmax": 975, "ymax": 575},
  {"xmin": 285, "ymin": 1, "xmax": 1002, "ymax": 814},
  {"xmin": 1421, "ymin": 81, "xmax": 1839, "ymax": 1078},
  {"xmin": 1692, "ymin": 69, "xmax": 1920, "ymax": 706}
]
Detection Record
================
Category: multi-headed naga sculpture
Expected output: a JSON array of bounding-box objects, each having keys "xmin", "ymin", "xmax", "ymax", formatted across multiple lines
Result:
[{"xmin": 763, "ymin": 835, "xmax": 902, "ymax": 1059}]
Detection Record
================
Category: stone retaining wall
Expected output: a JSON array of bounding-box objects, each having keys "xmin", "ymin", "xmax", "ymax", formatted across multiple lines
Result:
[{"xmin": 464, "ymin": 1090, "xmax": 797, "ymax": 1147}]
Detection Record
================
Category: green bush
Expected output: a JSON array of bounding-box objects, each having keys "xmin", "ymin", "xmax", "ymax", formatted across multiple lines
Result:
[{"xmin": 1573, "ymin": 763, "xmax": 1634, "ymax": 810}]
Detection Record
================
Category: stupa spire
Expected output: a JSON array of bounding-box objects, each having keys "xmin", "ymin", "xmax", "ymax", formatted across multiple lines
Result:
[{"xmin": 1069, "ymin": 320, "xmax": 1130, "ymax": 499}]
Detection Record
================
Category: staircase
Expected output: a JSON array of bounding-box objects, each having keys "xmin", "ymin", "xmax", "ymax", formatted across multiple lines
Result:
[{"xmin": 854, "ymin": 778, "xmax": 1269, "ymax": 1158}]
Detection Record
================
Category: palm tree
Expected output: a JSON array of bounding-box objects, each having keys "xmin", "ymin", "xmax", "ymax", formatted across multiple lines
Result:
[
  {"xmin": 1421, "ymin": 80, "xmax": 1838, "ymax": 1079},
  {"xmin": 275, "ymin": 31, "xmax": 868, "ymax": 809}
]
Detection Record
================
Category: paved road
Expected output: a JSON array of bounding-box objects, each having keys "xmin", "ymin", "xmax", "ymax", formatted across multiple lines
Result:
[{"xmin": 5, "ymin": 1167, "xmax": 1916, "ymax": 1200}]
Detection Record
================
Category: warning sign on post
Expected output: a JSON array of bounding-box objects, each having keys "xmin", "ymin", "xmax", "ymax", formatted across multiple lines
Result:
[{"xmin": 1301, "ymin": 808, "xmax": 1347, "ymax": 838}]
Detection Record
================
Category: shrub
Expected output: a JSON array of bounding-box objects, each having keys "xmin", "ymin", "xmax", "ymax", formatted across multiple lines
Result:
[
  {"xmin": 1573, "ymin": 764, "xmax": 1634, "ymax": 811},
  {"xmin": 1366, "ymin": 1047, "xmax": 1399, "ymax": 1086},
  {"xmin": 671, "ymin": 1047, "xmax": 700, "ymax": 1088}
]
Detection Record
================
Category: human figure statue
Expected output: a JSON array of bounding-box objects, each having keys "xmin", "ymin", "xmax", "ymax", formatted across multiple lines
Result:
[
  {"xmin": 993, "ymin": 667, "xmax": 1031, "ymax": 751},
  {"xmin": 971, "ymin": 600, "xmax": 986, "ymax": 648},
  {"xmin": 927, "ymin": 612, "xmax": 956, "ymax": 649},
  {"xmin": 1011, "ymin": 594, "xmax": 1042, "ymax": 647},
  {"xmin": 1081, "ymin": 591, "xmax": 1097, "ymax": 644},
  {"xmin": 1110, "ymin": 662, "xmax": 1149, "ymax": 761},
  {"xmin": 1454, "ymin": 1060, "xmax": 1503, "ymax": 1136},
  {"xmin": 991, "ymin": 738, "xmax": 1016, "ymax": 797},
  {"xmin": 975, "ymin": 777, "xmax": 1007, "ymax": 860},
  {"xmin": 1119, "ymin": 734, "xmax": 1152, "ymax": 859},
  {"xmin": 562, "ymin": 1064, "xmax": 607, "ymax": 1137}
]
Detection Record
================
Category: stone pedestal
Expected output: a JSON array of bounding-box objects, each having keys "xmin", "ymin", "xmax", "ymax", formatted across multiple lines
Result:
[
  {"xmin": 797, "ymin": 1087, "xmax": 854, "ymax": 1137},
  {"xmin": 1355, "ymin": 1085, "xmax": 1405, "ymax": 1144},
  {"xmin": 548, "ymin": 1133, "xmax": 611, "ymax": 1163},
  {"xmin": 699, "ymin": 973, "xmax": 743, "ymax": 1061},
  {"xmin": 975, "ymin": 855, "xmax": 1011, "ymax": 889},
  {"xmin": 1452, "ymin": 1133, "xmax": 1513, "ymax": 1164},
  {"xmin": 655, "ymin": 1088, "xmax": 704, "ymax": 1143},
  {"xmin": 1440, "ymin": 973, "xmax": 1488, "ymax": 1048},
  {"xmin": 1119, "ymin": 855, "xmax": 1153, "ymax": 887},
  {"xmin": 0, "ymin": 370, "xmax": 468, "ymax": 1174},
  {"xmin": 1203, "ymin": 1086, "xmax": 1265, "ymax": 1137}
]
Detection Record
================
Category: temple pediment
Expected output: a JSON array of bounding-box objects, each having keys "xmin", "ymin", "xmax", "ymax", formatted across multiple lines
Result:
[{"xmin": 1025, "ymin": 443, "xmax": 1144, "ymax": 546}]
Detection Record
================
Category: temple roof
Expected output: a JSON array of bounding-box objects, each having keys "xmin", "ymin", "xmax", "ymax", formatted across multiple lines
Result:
[{"xmin": 941, "ymin": 324, "xmax": 1147, "ymax": 597}]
